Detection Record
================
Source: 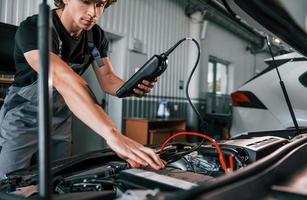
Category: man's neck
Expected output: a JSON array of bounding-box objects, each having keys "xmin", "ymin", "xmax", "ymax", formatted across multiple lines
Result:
[{"xmin": 56, "ymin": 9, "xmax": 83, "ymax": 38}]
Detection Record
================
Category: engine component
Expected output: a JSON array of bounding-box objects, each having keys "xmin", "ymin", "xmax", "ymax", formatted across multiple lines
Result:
[
  {"xmin": 118, "ymin": 168, "xmax": 212, "ymax": 191},
  {"xmin": 219, "ymin": 136, "xmax": 289, "ymax": 162}
]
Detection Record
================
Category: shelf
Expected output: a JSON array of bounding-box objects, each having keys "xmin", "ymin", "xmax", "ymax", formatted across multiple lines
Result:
[{"xmin": 0, "ymin": 77, "xmax": 14, "ymax": 84}]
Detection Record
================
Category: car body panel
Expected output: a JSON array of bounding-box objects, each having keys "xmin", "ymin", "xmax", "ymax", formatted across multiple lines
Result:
[
  {"xmin": 231, "ymin": 54, "xmax": 307, "ymax": 136},
  {"xmin": 231, "ymin": 108, "xmax": 284, "ymax": 135}
]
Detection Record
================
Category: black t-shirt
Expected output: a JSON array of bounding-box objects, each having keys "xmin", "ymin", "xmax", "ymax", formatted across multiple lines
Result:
[{"xmin": 13, "ymin": 9, "xmax": 109, "ymax": 86}]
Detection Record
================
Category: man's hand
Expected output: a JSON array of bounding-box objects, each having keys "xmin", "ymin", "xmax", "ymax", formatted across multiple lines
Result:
[
  {"xmin": 106, "ymin": 129, "xmax": 165, "ymax": 170},
  {"xmin": 132, "ymin": 78, "xmax": 157, "ymax": 97}
]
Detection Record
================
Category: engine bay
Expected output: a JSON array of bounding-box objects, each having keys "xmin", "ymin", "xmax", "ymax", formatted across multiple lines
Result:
[{"xmin": 0, "ymin": 135, "xmax": 294, "ymax": 199}]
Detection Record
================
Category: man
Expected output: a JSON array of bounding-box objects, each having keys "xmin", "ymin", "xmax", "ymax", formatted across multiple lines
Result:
[{"xmin": 0, "ymin": 0, "xmax": 164, "ymax": 180}]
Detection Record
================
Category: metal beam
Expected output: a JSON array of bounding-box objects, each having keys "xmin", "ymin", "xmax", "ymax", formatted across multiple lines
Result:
[{"xmin": 38, "ymin": 0, "xmax": 52, "ymax": 199}]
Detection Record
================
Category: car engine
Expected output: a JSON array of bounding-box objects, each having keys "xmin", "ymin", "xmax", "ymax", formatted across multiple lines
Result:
[{"xmin": 0, "ymin": 135, "xmax": 290, "ymax": 199}]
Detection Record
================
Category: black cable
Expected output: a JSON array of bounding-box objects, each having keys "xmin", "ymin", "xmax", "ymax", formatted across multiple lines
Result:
[
  {"xmin": 162, "ymin": 142, "xmax": 205, "ymax": 165},
  {"xmin": 163, "ymin": 38, "xmax": 187, "ymax": 57},
  {"xmin": 161, "ymin": 37, "xmax": 208, "ymax": 131},
  {"xmin": 160, "ymin": 38, "xmax": 210, "ymax": 165},
  {"xmin": 156, "ymin": 38, "xmax": 208, "ymax": 132},
  {"xmin": 198, "ymin": 147, "xmax": 244, "ymax": 169},
  {"xmin": 185, "ymin": 38, "xmax": 208, "ymax": 130},
  {"xmin": 91, "ymin": 179, "xmax": 119, "ymax": 187},
  {"xmin": 158, "ymin": 38, "xmax": 211, "ymax": 166},
  {"xmin": 184, "ymin": 38, "xmax": 207, "ymax": 156},
  {"xmin": 161, "ymin": 37, "xmax": 208, "ymax": 133}
]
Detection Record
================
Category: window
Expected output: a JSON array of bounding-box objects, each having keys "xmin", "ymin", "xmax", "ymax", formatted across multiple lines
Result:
[
  {"xmin": 206, "ymin": 57, "xmax": 232, "ymax": 114},
  {"xmin": 207, "ymin": 57, "xmax": 229, "ymax": 94}
]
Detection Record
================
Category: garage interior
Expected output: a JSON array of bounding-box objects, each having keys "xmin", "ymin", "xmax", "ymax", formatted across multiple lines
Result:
[
  {"xmin": 1, "ymin": 0, "xmax": 307, "ymax": 199},
  {"xmin": 1, "ymin": 0, "xmax": 306, "ymax": 152}
]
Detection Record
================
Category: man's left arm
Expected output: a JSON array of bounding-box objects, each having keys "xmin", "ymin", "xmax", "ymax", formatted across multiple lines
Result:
[{"xmin": 92, "ymin": 57, "xmax": 156, "ymax": 97}]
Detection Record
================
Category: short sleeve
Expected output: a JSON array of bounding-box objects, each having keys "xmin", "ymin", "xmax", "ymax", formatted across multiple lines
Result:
[
  {"xmin": 93, "ymin": 25, "xmax": 109, "ymax": 58},
  {"xmin": 15, "ymin": 16, "xmax": 38, "ymax": 53},
  {"xmin": 99, "ymin": 31, "xmax": 109, "ymax": 58}
]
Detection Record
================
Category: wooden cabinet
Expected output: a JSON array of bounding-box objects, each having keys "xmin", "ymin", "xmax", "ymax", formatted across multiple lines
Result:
[{"xmin": 125, "ymin": 118, "xmax": 186, "ymax": 145}]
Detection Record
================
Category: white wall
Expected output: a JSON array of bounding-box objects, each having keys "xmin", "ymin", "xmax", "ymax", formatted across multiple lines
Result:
[{"xmin": 200, "ymin": 21, "xmax": 270, "ymax": 94}]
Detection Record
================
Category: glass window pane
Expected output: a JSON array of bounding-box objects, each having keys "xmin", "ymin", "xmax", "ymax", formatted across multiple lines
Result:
[
  {"xmin": 216, "ymin": 63, "xmax": 228, "ymax": 94},
  {"xmin": 207, "ymin": 62, "xmax": 214, "ymax": 92}
]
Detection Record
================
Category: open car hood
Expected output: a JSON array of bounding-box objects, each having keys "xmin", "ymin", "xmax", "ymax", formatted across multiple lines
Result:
[{"xmin": 225, "ymin": 0, "xmax": 307, "ymax": 57}]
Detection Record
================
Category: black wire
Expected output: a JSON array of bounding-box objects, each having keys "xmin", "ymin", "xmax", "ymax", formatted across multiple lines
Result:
[
  {"xmin": 184, "ymin": 38, "xmax": 208, "ymax": 156},
  {"xmin": 199, "ymin": 147, "xmax": 244, "ymax": 169},
  {"xmin": 185, "ymin": 38, "xmax": 208, "ymax": 129},
  {"xmin": 161, "ymin": 38, "xmax": 210, "ymax": 165},
  {"xmin": 163, "ymin": 38, "xmax": 186, "ymax": 57},
  {"xmin": 161, "ymin": 38, "xmax": 207, "ymax": 131},
  {"xmin": 92, "ymin": 179, "xmax": 119, "ymax": 187}
]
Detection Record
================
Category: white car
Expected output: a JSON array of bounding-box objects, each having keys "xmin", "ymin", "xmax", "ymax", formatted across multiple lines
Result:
[{"xmin": 231, "ymin": 52, "xmax": 307, "ymax": 136}]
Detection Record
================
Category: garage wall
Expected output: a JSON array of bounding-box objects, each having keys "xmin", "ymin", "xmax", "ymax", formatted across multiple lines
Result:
[{"xmin": 201, "ymin": 21, "xmax": 270, "ymax": 93}]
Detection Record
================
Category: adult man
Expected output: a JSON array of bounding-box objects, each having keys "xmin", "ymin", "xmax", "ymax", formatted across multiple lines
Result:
[{"xmin": 0, "ymin": 0, "xmax": 164, "ymax": 180}]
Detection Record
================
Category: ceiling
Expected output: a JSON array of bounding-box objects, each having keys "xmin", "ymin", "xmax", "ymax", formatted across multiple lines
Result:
[{"xmin": 176, "ymin": 0, "xmax": 289, "ymax": 54}]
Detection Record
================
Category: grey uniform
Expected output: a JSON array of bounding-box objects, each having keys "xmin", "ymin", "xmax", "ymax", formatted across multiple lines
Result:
[{"xmin": 0, "ymin": 9, "xmax": 108, "ymax": 180}]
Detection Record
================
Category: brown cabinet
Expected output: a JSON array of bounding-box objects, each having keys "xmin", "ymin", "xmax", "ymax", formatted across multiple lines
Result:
[{"xmin": 125, "ymin": 118, "xmax": 186, "ymax": 145}]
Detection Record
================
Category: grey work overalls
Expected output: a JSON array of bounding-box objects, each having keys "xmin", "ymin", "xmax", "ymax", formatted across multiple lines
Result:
[{"xmin": 0, "ymin": 24, "xmax": 102, "ymax": 180}]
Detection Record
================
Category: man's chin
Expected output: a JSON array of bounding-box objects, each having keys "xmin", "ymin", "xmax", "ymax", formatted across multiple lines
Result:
[{"xmin": 83, "ymin": 25, "xmax": 94, "ymax": 31}]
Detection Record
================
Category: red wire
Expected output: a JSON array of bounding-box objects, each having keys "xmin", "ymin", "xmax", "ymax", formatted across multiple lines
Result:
[
  {"xmin": 229, "ymin": 154, "xmax": 235, "ymax": 171},
  {"xmin": 159, "ymin": 132, "xmax": 228, "ymax": 172}
]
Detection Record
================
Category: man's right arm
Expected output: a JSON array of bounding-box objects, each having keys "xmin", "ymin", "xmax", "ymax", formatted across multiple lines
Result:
[{"xmin": 23, "ymin": 50, "xmax": 165, "ymax": 170}]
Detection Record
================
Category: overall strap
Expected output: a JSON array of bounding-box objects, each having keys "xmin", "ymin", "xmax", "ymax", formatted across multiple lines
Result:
[
  {"xmin": 51, "ymin": 21, "xmax": 91, "ymax": 75},
  {"xmin": 50, "ymin": 19, "xmax": 63, "ymax": 58},
  {"xmin": 87, "ymin": 30, "xmax": 104, "ymax": 67}
]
